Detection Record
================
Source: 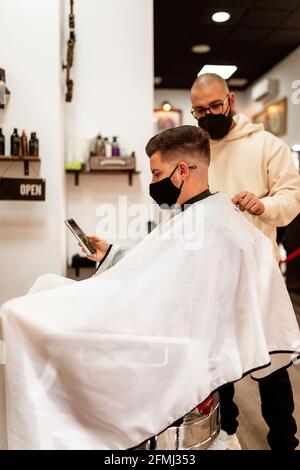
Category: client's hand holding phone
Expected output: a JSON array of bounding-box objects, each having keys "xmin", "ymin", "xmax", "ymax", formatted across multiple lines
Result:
[
  {"xmin": 65, "ymin": 218, "xmax": 110, "ymax": 262},
  {"xmin": 80, "ymin": 234, "xmax": 110, "ymax": 262}
]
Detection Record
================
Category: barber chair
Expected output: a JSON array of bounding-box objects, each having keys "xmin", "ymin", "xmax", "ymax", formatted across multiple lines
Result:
[{"xmin": 134, "ymin": 392, "xmax": 220, "ymax": 450}]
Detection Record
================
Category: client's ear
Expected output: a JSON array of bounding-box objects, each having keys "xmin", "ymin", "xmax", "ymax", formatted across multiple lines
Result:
[{"xmin": 178, "ymin": 161, "xmax": 188, "ymax": 176}]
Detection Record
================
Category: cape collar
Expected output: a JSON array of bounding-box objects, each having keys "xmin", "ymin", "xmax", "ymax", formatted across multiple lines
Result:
[{"xmin": 181, "ymin": 188, "xmax": 212, "ymax": 211}]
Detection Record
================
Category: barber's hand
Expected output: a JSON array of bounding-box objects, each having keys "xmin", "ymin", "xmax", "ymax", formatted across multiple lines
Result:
[
  {"xmin": 79, "ymin": 235, "xmax": 110, "ymax": 262},
  {"xmin": 231, "ymin": 191, "xmax": 265, "ymax": 216}
]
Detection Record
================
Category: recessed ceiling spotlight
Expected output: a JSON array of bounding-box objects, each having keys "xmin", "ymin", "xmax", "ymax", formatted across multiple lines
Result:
[
  {"xmin": 212, "ymin": 11, "xmax": 230, "ymax": 23},
  {"xmin": 154, "ymin": 76, "xmax": 162, "ymax": 85},
  {"xmin": 198, "ymin": 65, "xmax": 237, "ymax": 79},
  {"xmin": 191, "ymin": 44, "xmax": 211, "ymax": 54},
  {"xmin": 228, "ymin": 78, "xmax": 248, "ymax": 87}
]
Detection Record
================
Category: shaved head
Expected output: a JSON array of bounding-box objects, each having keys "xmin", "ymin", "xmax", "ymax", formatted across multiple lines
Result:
[{"xmin": 191, "ymin": 73, "xmax": 229, "ymax": 94}]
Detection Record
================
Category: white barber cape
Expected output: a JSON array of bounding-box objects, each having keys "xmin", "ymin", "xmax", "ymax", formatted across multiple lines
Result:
[{"xmin": 0, "ymin": 192, "xmax": 299, "ymax": 450}]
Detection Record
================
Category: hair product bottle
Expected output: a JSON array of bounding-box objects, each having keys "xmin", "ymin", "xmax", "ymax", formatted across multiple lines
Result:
[
  {"xmin": 0, "ymin": 128, "xmax": 5, "ymax": 155},
  {"xmin": 29, "ymin": 132, "xmax": 39, "ymax": 157},
  {"xmin": 21, "ymin": 130, "xmax": 29, "ymax": 157},
  {"xmin": 95, "ymin": 134, "xmax": 105, "ymax": 156},
  {"xmin": 104, "ymin": 137, "xmax": 112, "ymax": 157},
  {"xmin": 112, "ymin": 136, "xmax": 120, "ymax": 157},
  {"xmin": 10, "ymin": 128, "xmax": 21, "ymax": 157}
]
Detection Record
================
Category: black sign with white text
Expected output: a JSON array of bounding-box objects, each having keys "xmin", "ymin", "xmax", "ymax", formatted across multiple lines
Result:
[{"xmin": 0, "ymin": 177, "xmax": 46, "ymax": 201}]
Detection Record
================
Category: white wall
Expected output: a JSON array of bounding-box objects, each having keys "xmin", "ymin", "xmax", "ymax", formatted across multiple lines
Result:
[
  {"xmin": 239, "ymin": 46, "xmax": 300, "ymax": 147},
  {"xmin": 0, "ymin": 0, "xmax": 66, "ymax": 304},
  {"xmin": 66, "ymin": 0, "xmax": 154, "ymax": 262}
]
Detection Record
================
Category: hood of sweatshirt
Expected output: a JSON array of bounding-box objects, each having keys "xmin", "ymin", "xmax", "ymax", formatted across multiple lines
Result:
[{"xmin": 210, "ymin": 113, "xmax": 264, "ymax": 146}]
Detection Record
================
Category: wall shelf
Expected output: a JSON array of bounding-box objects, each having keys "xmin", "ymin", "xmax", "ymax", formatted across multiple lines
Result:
[
  {"xmin": 0, "ymin": 156, "xmax": 41, "ymax": 176},
  {"xmin": 66, "ymin": 168, "xmax": 140, "ymax": 186}
]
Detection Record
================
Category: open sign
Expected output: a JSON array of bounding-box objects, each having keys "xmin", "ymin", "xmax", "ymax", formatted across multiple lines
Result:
[{"xmin": 0, "ymin": 178, "xmax": 46, "ymax": 201}]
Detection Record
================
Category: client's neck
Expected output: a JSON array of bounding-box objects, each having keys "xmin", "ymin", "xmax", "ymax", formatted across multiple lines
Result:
[{"xmin": 179, "ymin": 184, "xmax": 209, "ymax": 205}]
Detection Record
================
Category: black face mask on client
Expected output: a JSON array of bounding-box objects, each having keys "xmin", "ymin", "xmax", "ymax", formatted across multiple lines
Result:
[{"xmin": 149, "ymin": 164, "xmax": 197, "ymax": 208}]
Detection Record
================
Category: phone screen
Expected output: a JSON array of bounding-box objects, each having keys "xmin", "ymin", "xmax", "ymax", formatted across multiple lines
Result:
[{"xmin": 65, "ymin": 219, "xmax": 97, "ymax": 255}]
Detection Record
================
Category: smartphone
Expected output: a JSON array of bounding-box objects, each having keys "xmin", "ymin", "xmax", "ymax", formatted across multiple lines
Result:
[{"xmin": 65, "ymin": 218, "xmax": 97, "ymax": 256}]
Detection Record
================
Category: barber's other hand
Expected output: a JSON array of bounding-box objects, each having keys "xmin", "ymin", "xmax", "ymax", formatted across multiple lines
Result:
[
  {"xmin": 78, "ymin": 235, "xmax": 110, "ymax": 262},
  {"xmin": 231, "ymin": 191, "xmax": 265, "ymax": 216}
]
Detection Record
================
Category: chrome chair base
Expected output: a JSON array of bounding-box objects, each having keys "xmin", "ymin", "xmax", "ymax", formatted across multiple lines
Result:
[{"xmin": 135, "ymin": 393, "xmax": 220, "ymax": 450}]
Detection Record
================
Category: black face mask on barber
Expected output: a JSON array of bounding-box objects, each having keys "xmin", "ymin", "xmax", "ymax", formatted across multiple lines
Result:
[
  {"xmin": 198, "ymin": 109, "xmax": 233, "ymax": 140},
  {"xmin": 149, "ymin": 164, "xmax": 197, "ymax": 208}
]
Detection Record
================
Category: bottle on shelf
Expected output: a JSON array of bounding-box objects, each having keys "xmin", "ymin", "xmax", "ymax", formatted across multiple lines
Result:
[
  {"xmin": 21, "ymin": 130, "xmax": 29, "ymax": 157},
  {"xmin": 95, "ymin": 134, "xmax": 105, "ymax": 156},
  {"xmin": 29, "ymin": 132, "xmax": 39, "ymax": 157},
  {"xmin": 104, "ymin": 137, "xmax": 112, "ymax": 157},
  {"xmin": 10, "ymin": 128, "xmax": 21, "ymax": 157},
  {"xmin": 0, "ymin": 128, "xmax": 5, "ymax": 155},
  {"xmin": 111, "ymin": 136, "xmax": 120, "ymax": 157}
]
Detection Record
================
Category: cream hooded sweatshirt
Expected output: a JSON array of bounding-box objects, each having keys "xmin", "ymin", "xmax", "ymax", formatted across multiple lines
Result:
[{"xmin": 209, "ymin": 113, "xmax": 300, "ymax": 261}]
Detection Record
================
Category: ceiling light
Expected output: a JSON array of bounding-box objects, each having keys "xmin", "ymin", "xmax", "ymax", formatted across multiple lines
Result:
[
  {"xmin": 212, "ymin": 11, "xmax": 230, "ymax": 23},
  {"xmin": 198, "ymin": 65, "xmax": 237, "ymax": 79},
  {"xmin": 228, "ymin": 78, "xmax": 248, "ymax": 87},
  {"xmin": 162, "ymin": 101, "xmax": 172, "ymax": 112},
  {"xmin": 292, "ymin": 144, "xmax": 300, "ymax": 152},
  {"xmin": 191, "ymin": 44, "xmax": 211, "ymax": 54},
  {"xmin": 154, "ymin": 76, "xmax": 162, "ymax": 85}
]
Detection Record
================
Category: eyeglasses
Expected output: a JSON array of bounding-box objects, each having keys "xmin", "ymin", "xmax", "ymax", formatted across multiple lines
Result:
[{"xmin": 191, "ymin": 95, "xmax": 230, "ymax": 120}]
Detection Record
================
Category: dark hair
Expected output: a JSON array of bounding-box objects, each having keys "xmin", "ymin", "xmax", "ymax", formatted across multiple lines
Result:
[{"xmin": 145, "ymin": 125, "xmax": 210, "ymax": 164}]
